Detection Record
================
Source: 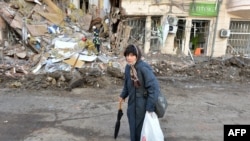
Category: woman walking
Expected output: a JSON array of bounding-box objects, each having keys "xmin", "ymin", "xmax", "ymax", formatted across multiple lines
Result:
[{"xmin": 119, "ymin": 44, "xmax": 160, "ymax": 141}]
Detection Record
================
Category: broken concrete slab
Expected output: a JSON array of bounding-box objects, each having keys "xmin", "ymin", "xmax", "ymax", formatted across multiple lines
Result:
[
  {"xmin": 78, "ymin": 14, "xmax": 93, "ymax": 31},
  {"xmin": 107, "ymin": 66, "xmax": 123, "ymax": 78},
  {"xmin": 54, "ymin": 40, "xmax": 77, "ymax": 49},
  {"xmin": 73, "ymin": 53, "xmax": 97, "ymax": 62},
  {"xmin": 16, "ymin": 51, "xmax": 27, "ymax": 59},
  {"xmin": 44, "ymin": 60, "xmax": 71, "ymax": 73},
  {"xmin": 31, "ymin": 55, "xmax": 48, "ymax": 74},
  {"xmin": 97, "ymin": 54, "xmax": 112, "ymax": 64},
  {"xmin": 68, "ymin": 69, "xmax": 83, "ymax": 89}
]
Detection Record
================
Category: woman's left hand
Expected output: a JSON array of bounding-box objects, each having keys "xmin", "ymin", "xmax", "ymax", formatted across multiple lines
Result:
[{"xmin": 146, "ymin": 111, "xmax": 154, "ymax": 117}]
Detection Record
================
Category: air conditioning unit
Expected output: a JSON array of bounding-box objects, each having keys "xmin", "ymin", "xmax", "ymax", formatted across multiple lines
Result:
[
  {"xmin": 169, "ymin": 26, "xmax": 178, "ymax": 34},
  {"xmin": 168, "ymin": 16, "xmax": 178, "ymax": 26},
  {"xmin": 220, "ymin": 29, "xmax": 231, "ymax": 38}
]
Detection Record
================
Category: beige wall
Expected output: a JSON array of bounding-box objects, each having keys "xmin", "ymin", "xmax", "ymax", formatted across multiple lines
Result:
[
  {"xmin": 183, "ymin": 18, "xmax": 192, "ymax": 56},
  {"xmin": 71, "ymin": 0, "xmax": 80, "ymax": 9},
  {"xmin": 227, "ymin": 0, "xmax": 250, "ymax": 11},
  {"xmin": 121, "ymin": 0, "xmax": 186, "ymax": 16},
  {"xmin": 162, "ymin": 34, "xmax": 176, "ymax": 54},
  {"xmin": 211, "ymin": 0, "xmax": 230, "ymax": 57},
  {"xmin": 121, "ymin": 0, "xmax": 245, "ymax": 57},
  {"xmin": 121, "ymin": 0, "xmax": 189, "ymax": 55}
]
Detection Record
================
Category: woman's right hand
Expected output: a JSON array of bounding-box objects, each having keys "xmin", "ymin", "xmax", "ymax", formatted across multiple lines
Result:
[{"xmin": 119, "ymin": 97, "xmax": 125, "ymax": 103}]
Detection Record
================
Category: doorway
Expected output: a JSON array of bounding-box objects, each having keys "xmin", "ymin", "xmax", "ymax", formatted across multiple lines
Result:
[{"xmin": 190, "ymin": 20, "xmax": 210, "ymax": 55}]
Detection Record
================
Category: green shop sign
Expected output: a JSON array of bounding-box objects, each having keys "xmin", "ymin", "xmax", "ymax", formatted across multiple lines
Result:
[{"xmin": 189, "ymin": 3, "xmax": 218, "ymax": 17}]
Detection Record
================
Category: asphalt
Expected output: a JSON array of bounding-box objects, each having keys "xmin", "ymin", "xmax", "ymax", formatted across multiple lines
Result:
[{"xmin": 0, "ymin": 80, "xmax": 250, "ymax": 141}]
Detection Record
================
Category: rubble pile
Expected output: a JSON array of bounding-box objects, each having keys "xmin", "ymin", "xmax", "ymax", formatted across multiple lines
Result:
[
  {"xmin": 1, "ymin": 51, "xmax": 250, "ymax": 90},
  {"xmin": 0, "ymin": 0, "xmax": 122, "ymax": 90},
  {"xmin": 150, "ymin": 55, "xmax": 250, "ymax": 83},
  {"xmin": 0, "ymin": 1, "xmax": 250, "ymax": 91}
]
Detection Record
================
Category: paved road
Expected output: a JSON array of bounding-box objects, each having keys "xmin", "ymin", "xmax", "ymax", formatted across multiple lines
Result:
[{"xmin": 0, "ymin": 81, "xmax": 249, "ymax": 141}]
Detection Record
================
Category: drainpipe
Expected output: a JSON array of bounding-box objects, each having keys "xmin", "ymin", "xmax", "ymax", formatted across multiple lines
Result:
[{"xmin": 210, "ymin": 0, "xmax": 222, "ymax": 59}]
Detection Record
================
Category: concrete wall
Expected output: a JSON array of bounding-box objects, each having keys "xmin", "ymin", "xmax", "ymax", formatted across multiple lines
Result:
[
  {"xmin": 162, "ymin": 34, "xmax": 176, "ymax": 54},
  {"xmin": 121, "ymin": 0, "xmax": 248, "ymax": 57},
  {"xmin": 71, "ymin": 0, "xmax": 80, "ymax": 9},
  {"xmin": 211, "ymin": 0, "xmax": 230, "ymax": 57},
  {"xmin": 183, "ymin": 18, "xmax": 192, "ymax": 56},
  {"xmin": 121, "ymin": 0, "xmax": 186, "ymax": 16},
  {"xmin": 121, "ymin": 0, "xmax": 189, "ymax": 55},
  {"xmin": 89, "ymin": 0, "xmax": 98, "ymax": 6},
  {"xmin": 227, "ymin": 0, "xmax": 250, "ymax": 11}
]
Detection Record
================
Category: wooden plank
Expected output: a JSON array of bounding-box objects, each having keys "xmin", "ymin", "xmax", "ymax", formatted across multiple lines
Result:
[
  {"xmin": 26, "ymin": 24, "xmax": 48, "ymax": 36},
  {"xmin": 10, "ymin": 14, "xmax": 22, "ymax": 29},
  {"xmin": 0, "ymin": 16, "xmax": 6, "ymax": 29},
  {"xmin": 0, "ymin": 6, "xmax": 15, "ymax": 24},
  {"xmin": 120, "ymin": 25, "xmax": 132, "ymax": 49},
  {"xmin": 0, "ymin": 29, "xmax": 3, "ymax": 42},
  {"xmin": 63, "ymin": 57, "xmax": 85, "ymax": 68},
  {"xmin": 0, "ymin": 16, "xmax": 6, "ymax": 42},
  {"xmin": 115, "ymin": 22, "xmax": 123, "ymax": 49},
  {"xmin": 38, "ymin": 12, "xmax": 63, "ymax": 25},
  {"xmin": 43, "ymin": 0, "xmax": 63, "ymax": 15}
]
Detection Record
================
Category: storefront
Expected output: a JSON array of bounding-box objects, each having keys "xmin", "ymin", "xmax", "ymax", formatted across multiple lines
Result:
[{"xmin": 115, "ymin": 0, "xmax": 250, "ymax": 57}]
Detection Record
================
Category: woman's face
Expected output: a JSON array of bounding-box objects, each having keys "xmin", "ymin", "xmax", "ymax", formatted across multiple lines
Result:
[{"xmin": 126, "ymin": 53, "xmax": 137, "ymax": 65}]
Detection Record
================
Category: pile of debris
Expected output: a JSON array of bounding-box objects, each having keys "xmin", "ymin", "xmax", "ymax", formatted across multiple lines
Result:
[
  {"xmin": 1, "ymin": 51, "xmax": 250, "ymax": 90},
  {"xmin": 1, "ymin": 1, "xmax": 250, "ymax": 91},
  {"xmin": 0, "ymin": 0, "xmax": 123, "ymax": 89},
  {"xmin": 149, "ymin": 54, "xmax": 250, "ymax": 83}
]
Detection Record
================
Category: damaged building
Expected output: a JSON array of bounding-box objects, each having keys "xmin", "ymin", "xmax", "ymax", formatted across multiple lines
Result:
[
  {"xmin": 1, "ymin": 0, "xmax": 250, "ymax": 89},
  {"xmin": 110, "ymin": 0, "xmax": 250, "ymax": 57},
  {"xmin": 1, "ymin": 0, "xmax": 250, "ymax": 58}
]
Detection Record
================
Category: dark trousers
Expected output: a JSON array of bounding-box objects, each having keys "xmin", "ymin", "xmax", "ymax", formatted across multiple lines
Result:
[{"xmin": 95, "ymin": 45, "xmax": 100, "ymax": 53}]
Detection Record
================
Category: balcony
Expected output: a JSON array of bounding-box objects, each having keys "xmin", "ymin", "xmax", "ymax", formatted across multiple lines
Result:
[{"xmin": 227, "ymin": 0, "xmax": 250, "ymax": 18}]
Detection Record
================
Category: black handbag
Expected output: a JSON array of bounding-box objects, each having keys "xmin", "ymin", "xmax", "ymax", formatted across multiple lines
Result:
[
  {"xmin": 155, "ymin": 91, "xmax": 168, "ymax": 118},
  {"xmin": 138, "ymin": 66, "xmax": 168, "ymax": 118}
]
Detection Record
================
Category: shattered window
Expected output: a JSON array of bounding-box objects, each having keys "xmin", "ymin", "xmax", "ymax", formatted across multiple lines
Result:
[
  {"xmin": 228, "ymin": 21, "xmax": 250, "ymax": 55},
  {"xmin": 125, "ymin": 17, "xmax": 146, "ymax": 47},
  {"xmin": 151, "ymin": 17, "xmax": 161, "ymax": 51}
]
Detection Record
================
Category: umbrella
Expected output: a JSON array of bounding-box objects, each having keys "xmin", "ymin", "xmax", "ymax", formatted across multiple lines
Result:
[{"xmin": 114, "ymin": 101, "xmax": 123, "ymax": 139}]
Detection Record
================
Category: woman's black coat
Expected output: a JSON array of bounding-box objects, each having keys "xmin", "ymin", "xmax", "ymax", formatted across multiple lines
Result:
[{"xmin": 120, "ymin": 60, "xmax": 160, "ymax": 141}]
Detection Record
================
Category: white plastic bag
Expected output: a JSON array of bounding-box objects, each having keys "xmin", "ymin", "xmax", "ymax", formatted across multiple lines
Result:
[{"xmin": 140, "ymin": 112, "xmax": 164, "ymax": 141}]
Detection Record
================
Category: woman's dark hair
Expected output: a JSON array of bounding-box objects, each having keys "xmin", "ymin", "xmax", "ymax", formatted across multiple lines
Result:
[{"xmin": 123, "ymin": 44, "xmax": 142, "ymax": 61}]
